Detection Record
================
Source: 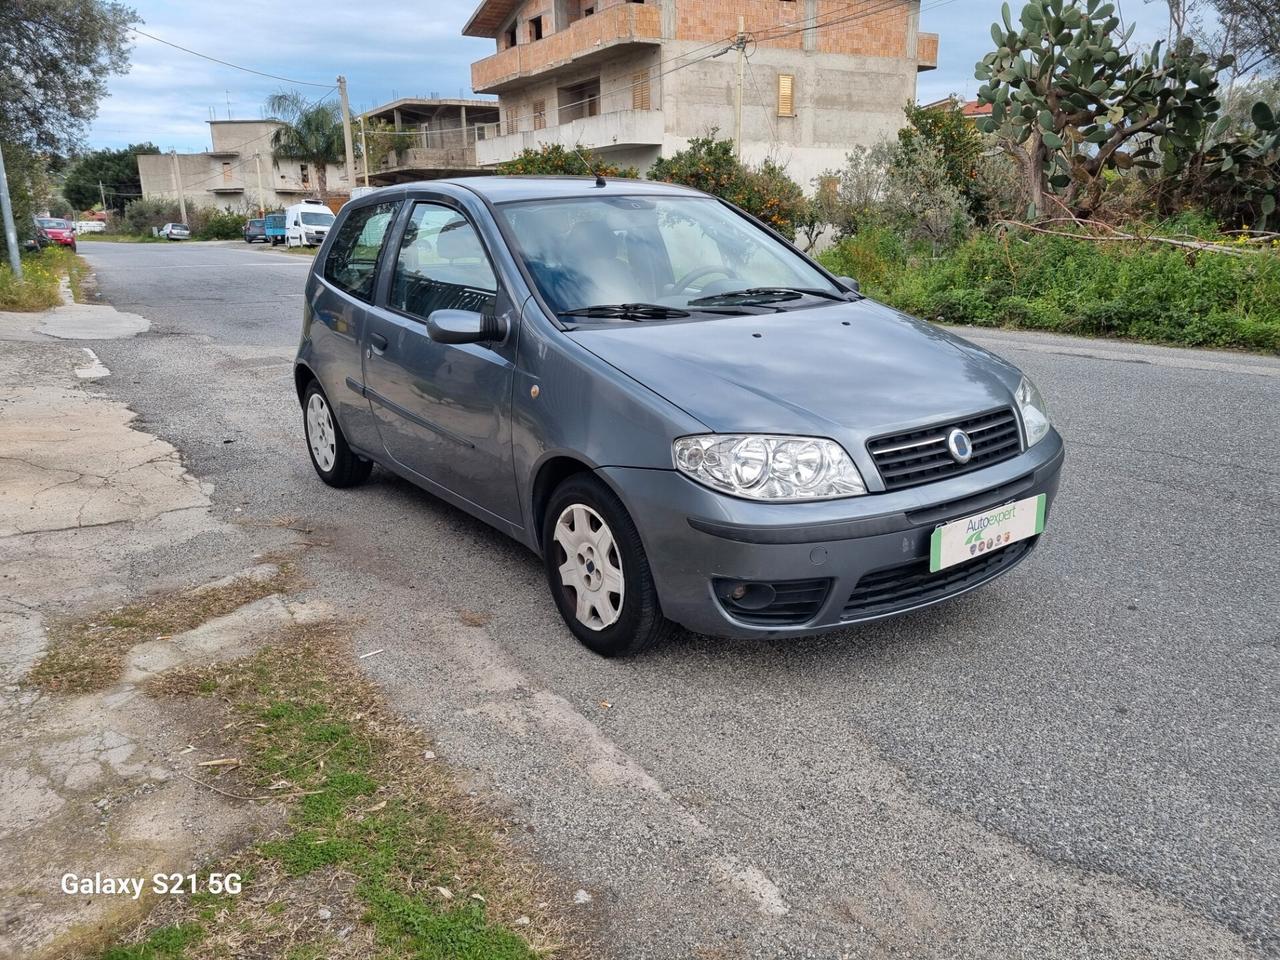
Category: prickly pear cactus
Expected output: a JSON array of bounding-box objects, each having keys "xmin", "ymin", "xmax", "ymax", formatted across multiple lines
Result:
[{"xmin": 975, "ymin": 0, "xmax": 1229, "ymax": 217}]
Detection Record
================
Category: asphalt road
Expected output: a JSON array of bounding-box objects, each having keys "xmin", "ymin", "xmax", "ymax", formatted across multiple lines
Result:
[{"xmin": 77, "ymin": 239, "xmax": 1279, "ymax": 959}]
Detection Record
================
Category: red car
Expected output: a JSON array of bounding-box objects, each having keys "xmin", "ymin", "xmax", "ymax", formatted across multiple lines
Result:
[{"xmin": 35, "ymin": 218, "xmax": 77, "ymax": 251}]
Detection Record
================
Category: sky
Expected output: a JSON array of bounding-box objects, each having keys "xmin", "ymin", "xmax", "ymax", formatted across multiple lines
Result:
[{"xmin": 85, "ymin": 0, "xmax": 1175, "ymax": 153}]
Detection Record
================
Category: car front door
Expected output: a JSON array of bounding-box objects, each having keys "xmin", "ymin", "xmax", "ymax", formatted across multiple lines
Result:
[{"xmin": 362, "ymin": 199, "xmax": 521, "ymax": 527}]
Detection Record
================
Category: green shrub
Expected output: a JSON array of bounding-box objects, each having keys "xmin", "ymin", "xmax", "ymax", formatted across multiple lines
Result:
[
  {"xmin": 194, "ymin": 209, "xmax": 246, "ymax": 240},
  {"xmin": 818, "ymin": 227, "xmax": 1280, "ymax": 353},
  {"xmin": 648, "ymin": 135, "xmax": 806, "ymax": 239},
  {"xmin": 496, "ymin": 143, "xmax": 638, "ymax": 178}
]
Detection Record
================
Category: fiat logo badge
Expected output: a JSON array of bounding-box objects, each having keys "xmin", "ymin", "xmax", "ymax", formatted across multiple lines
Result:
[{"xmin": 946, "ymin": 428, "xmax": 973, "ymax": 464}]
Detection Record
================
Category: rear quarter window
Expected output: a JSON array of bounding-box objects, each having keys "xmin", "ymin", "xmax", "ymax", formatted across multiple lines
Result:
[{"xmin": 322, "ymin": 202, "xmax": 399, "ymax": 302}]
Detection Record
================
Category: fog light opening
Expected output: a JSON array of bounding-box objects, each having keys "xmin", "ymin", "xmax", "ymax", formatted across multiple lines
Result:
[{"xmin": 722, "ymin": 581, "xmax": 777, "ymax": 611}]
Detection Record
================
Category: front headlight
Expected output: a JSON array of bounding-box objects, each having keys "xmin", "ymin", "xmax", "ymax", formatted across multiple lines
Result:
[
  {"xmin": 673, "ymin": 435, "xmax": 867, "ymax": 501},
  {"xmin": 1015, "ymin": 377, "xmax": 1051, "ymax": 447}
]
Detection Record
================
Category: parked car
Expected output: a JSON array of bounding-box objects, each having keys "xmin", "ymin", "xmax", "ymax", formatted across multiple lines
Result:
[
  {"xmin": 284, "ymin": 200, "xmax": 334, "ymax": 247},
  {"xmin": 243, "ymin": 218, "xmax": 267, "ymax": 243},
  {"xmin": 293, "ymin": 177, "xmax": 1064, "ymax": 657},
  {"xmin": 265, "ymin": 212, "xmax": 286, "ymax": 245},
  {"xmin": 34, "ymin": 217, "xmax": 76, "ymax": 252},
  {"xmin": 158, "ymin": 223, "xmax": 190, "ymax": 240}
]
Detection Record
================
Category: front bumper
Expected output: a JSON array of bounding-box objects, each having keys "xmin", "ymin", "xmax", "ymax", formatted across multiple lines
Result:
[{"xmin": 603, "ymin": 429, "xmax": 1065, "ymax": 639}]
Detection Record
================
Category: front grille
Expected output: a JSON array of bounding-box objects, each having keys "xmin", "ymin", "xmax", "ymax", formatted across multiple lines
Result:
[
  {"xmin": 714, "ymin": 578, "xmax": 830, "ymax": 626},
  {"xmin": 868, "ymin": 408, "xmax": 1022, "ymax": 491},
  {"xmin": 842, "ymin": 538, "xmax": 1033, "ymax": 620}
]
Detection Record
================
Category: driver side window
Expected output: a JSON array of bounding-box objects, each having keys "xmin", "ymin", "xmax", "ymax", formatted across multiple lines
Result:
[{"xmin": 391, "ymin": 203, "xmax": 497, "ymax": 321}]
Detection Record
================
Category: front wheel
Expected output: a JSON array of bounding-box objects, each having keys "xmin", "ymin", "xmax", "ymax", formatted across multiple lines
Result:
[
  {"xmin": 542, "ymin": 475, "xmax": 674, "ymax": 657},
  {"xmin": 302, "ymin": 382, "xmax": 372, "ymax": 488}
]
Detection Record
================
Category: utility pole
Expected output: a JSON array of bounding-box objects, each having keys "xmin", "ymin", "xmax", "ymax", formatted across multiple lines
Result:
[
  {"xmin": 0, "ymin": 141, "xmax": 22, "ymax": 279},
  {"xmin": 254, "ymin": 152, "xmax": 266, "ymax": 217},
  {"xmin": 734, "ymin": 16, "xmax": 746, "ymax": 161},
  {"xmin": 336, "ymin": 76, "xmax": 357, "ymax": 192},
  {"xmin": 99, "ymin": 180, "xmax": 108, "ymax": 214},
  {"xmin": 358, "ymin": 116, "xmax": 370, "ymax": 187},
  {"xmin": 169, "ymin": 150, "xmax": 188, "ymax": 224}
]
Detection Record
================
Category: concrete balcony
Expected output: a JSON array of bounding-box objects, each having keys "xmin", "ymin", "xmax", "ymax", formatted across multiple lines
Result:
[
  {"xmin": 917, "ymin": 32, "xmax": 939, "ymax": 71},
  {"xmin": 475, "ymin": 108, "xmax": 663, "ymax": 166},
  {"xmin": 472, "ymin": 3, "xmax": 661, "ymax": 94},
  {"xmin": 370, "ymin": 138, "xmax": 483, "ymax": 185}
]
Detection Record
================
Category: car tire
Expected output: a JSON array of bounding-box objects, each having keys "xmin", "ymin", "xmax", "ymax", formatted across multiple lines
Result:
[
  {"xmin": 302, "ymin": 381, "xmax": 372, "ymax": 488},
  {"xmin": 542, "ymin": 474, "xmax": 675, "ymax": 657}
]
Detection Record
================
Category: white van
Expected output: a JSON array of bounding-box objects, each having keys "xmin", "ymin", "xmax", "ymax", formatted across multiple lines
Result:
[{"xmin": 284, "ymin": 200, "xmax": 335, "ymax": 248}]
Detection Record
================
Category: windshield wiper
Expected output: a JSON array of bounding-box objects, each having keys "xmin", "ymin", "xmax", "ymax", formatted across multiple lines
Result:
[
  {"xmin": 559, "ymin": 303, "xmax": 691, "ymax": 321},
  {"xmin": 688, "ymin": 286, "xmax": 849, "ymax": 306}
]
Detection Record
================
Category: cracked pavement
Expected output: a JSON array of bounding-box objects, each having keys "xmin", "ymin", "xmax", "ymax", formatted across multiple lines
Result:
[{"xmin": 5, "ymin": 240, "xmax": 1278, "ymax": 958}]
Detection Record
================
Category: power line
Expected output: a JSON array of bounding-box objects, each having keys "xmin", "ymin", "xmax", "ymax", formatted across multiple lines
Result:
[{"xmin": 131, "ymin": 28, "xmax": 334, "ymax": 88}]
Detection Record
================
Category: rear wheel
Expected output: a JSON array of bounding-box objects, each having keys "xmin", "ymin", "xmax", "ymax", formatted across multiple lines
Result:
[
  {"xmin": 542, "ymin": 475, "xmax": 674, "ymax": 657},
  {"xmin": 302, "ymin": 381, "xmax": 372, "ymax": 488}
]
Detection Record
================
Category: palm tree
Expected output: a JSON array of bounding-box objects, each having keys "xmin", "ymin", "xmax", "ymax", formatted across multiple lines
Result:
[{"xmin": 265, "ymin": 91, "xmax": 345, "ymax": 199}]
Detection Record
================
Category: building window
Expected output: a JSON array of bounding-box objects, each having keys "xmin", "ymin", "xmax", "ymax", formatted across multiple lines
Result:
[
  {"xmin": 632, "ymin": 71, "xmax": 651, "ymax": 111},
  {"xmin": 300, "ymin": 163, "xmax": 310, "ymax": 185},
  {"xmin": 529, "ymin": 15, "xmax": 543, "ymax": 41},
  {"xmin": 777, "ymin": 74, "xmax": 795, "ymax": 117},
  {"xmin": 533, "ymin": 99, "xmax": 547, "ymax": 130},
  {"xmin": 505, "ymin": 110, "xmax": 518, "ymax": 135},
  {"xmin": 504, "ymin": 25, "xmax": 517, "ymax": 48},
  {"xmin": 221, "ymin": 161, "xmax": 232, "ymax": 182},
  {"xmin": 559, "ymin": 78, "xmax": 601, "ymax": 124}
]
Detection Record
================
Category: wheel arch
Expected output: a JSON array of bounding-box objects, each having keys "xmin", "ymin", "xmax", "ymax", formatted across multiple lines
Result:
[
  {"xmin": 531, "ymin": 455, "xmax": 599, "ymax": 554},
  {"xmin": 293, "ymin": 363, "xmax": 317, "ymax": 406}
]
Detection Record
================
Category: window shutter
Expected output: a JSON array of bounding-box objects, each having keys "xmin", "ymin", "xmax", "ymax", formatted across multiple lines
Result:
[
  {"xmin": 777, "ymin": 74, "xmax": 795, "ymax": 117},
  {"xmin": 632, "ymin": 70, "xmax": 651, "ymax": 111},
  {"xmin": 533, "ymin": 100, "xmax": 546, "ymax": 130}
]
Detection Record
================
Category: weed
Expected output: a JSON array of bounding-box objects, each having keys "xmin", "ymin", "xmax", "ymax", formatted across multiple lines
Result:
[{"xmin": 29, "ymin": 566, "xmax": 296, "ymax": 693}]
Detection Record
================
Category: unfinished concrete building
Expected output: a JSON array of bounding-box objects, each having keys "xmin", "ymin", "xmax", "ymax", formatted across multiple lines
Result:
[{"xmin": 463, "ymin": 0, "xmax": 938, "ymax": 188}]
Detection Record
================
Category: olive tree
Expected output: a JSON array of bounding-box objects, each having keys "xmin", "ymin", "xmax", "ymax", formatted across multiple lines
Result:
[{"xmin": 975, "ymin": 0, "xmax": 1231, "ymax": 218}]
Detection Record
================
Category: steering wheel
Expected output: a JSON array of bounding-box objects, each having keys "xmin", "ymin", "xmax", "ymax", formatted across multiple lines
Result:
[{"xmin": 671, "ymin": 265, "xmax": 737, "ymax": 294}]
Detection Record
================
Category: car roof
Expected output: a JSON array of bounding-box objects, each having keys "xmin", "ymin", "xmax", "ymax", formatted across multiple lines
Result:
[{"xmin": 353, "ymin": 175, "xmax": 708, "ymax": 207}]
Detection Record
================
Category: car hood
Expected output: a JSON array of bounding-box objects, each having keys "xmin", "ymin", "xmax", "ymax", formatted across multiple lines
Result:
[{"xmin": 567, "ymin": 298, "xmax": 1024, "ymax": 445}]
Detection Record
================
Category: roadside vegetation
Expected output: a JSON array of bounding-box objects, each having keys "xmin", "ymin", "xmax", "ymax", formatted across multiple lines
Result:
[
  {"xmin": 100, "ymin": 618, "xmax": 566, "ymax": 960},
  {"xmin": 0, "ymin": 245, "xmax": 89, "ymax": 311}
]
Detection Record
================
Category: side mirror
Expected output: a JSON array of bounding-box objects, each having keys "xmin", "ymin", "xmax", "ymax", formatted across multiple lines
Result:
[
  {"xmin": 426, "ymin": 309, "xmax": 504, "ymax": 345},
  {"xmin": 836, "ymin": 275, "xmax": 860, "ymax": 294}
]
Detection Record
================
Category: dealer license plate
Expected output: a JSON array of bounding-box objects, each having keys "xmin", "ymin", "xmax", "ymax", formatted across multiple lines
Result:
[{"xmin": 929, "ymin": 494, "xmax": 1046, "ymax": 573}]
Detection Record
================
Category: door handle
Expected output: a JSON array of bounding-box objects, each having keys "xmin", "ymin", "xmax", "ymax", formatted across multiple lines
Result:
[{"xmin": 368, "ymin": 332, "xmax": 388, "ymax": 353}]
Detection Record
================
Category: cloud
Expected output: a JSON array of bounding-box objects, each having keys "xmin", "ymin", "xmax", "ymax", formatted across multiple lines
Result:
[{"xmin": 88, "ymin": 0, "xmax": 495, "ymax": 151}]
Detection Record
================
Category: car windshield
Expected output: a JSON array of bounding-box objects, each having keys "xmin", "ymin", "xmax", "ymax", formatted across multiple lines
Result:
[
  {"xmin": 38, "ymin": 218, "xmax": 67, "ymax": 228},
  {"xmin": 248, "ymin": 219, "xmax": 264, "ymax": 227},
  {"xmin": 497, "ymin": 194, "xmax": 841, "ymax": 318},
  {"xmin": 301, "ymin": 211, "xmax": 334, "ymax": 226}
]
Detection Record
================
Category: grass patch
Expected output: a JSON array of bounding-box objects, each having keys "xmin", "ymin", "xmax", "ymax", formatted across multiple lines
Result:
[
  {"xmin": 101, "ymin": 923, "xmax": 204, "ymax": 959},
  {"xmin": 0, "ymin": 245, "xmax": 87, "ymax": 311},
  {"xmin": 28, "ymin": 565, "xmax": 296, "ymax": 694},
  {"xmin": 818, "ymin": 222, "xmax": 1280, "ymax": 354},
  {"xmin": 107, "ymin": 621, "xmax": 567, "ymax": 959}
]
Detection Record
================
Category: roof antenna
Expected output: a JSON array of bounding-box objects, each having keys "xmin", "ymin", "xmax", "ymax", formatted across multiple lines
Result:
[{"xmin": 570, "ymin": 143, "xmax": 607, "ymax": 187}]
